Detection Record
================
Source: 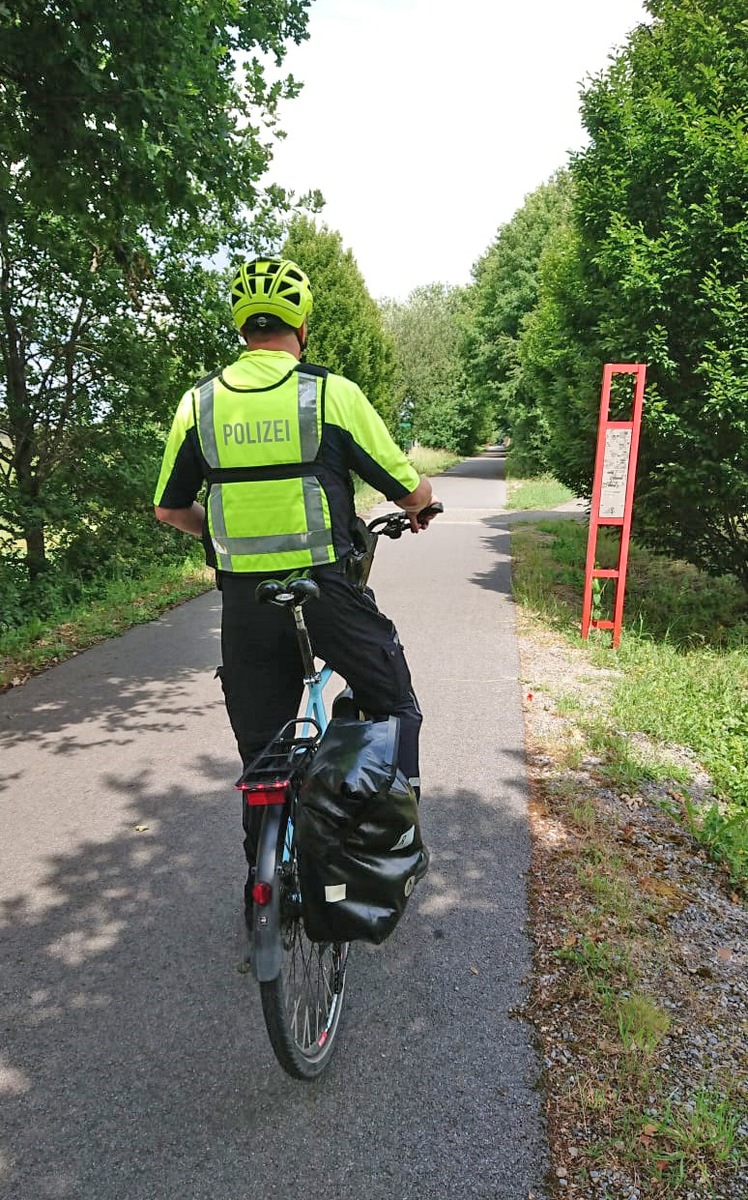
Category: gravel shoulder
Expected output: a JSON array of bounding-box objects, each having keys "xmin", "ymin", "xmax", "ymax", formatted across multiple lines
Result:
[{"xmin": 515, "ymin": 612, "xmax": 747, "ymax": 1200}]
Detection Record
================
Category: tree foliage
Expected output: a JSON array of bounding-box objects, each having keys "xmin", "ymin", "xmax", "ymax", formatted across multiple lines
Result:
[
  {"xmin": 382, "ymin": 283, "xmax": 490, "ymax": 454},
  {"xmin": 0, "ymin": 211, "xmax": 235, "ymax": 619},
  {"xmin": 0, "ymin": 1, "xmax": 312, "ymax": 617},
  {"xmin": 525, "ymin": 0, "xmax": 748, "ymax": 584},
  {"xmin": 462, "ymin": 173, "xmax": 572, "ymax": 473},
  {"xmin": 1, "ymin": 0, "xmax": 311, "ymax": 241},
  {"xmin": 282, "ymin": 216, "xmax": 397, "ymax": 426}
]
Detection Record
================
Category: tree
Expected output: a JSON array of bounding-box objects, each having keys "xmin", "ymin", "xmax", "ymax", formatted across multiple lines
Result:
[
  {"xmin": 282, "ymin": 217, "xmax": 397, "ymax": 426},
  {"xmin": 0, "ymin": 1, "xmax": 313, "ymax": 599},
  {"xmin": 462, "ymin": 173, "xmax": 572, "ymax": 473},
  {"xmin": 516, "ymin": 222, "xmax": 603, "ymax": 490},
  {"xmin": 0, "ymin": 212, "xmax": 236, "ymax": 609},
  {"xmin": 528, "ymin": 0, "xmax": 748, "ymax": 584},
  {"xmin": 382, "ymin": 283, "xmax": 489, "ymax": 454}
]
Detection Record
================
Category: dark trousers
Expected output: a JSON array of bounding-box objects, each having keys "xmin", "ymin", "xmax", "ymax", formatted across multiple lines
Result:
[{"xmin": 218, "ymin": 567, "xmax": 422, "ymax": 871}]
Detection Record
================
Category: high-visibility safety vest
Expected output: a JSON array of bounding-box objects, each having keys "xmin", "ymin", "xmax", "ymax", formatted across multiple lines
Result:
[{"xmin": 193, "ymin": 362, "xmax": 336, "ymax": 573}]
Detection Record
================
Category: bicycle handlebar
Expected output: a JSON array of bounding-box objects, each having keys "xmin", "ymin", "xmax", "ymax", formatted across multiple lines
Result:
[{"xmin": 367, "ymin": 501, "xmax": 444, "ymax": 539}]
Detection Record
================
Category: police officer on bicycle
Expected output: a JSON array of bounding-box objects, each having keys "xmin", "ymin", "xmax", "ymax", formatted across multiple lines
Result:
[{"xmin": 153, "ymin": 258, "xmax": 438, "ymax": 926}]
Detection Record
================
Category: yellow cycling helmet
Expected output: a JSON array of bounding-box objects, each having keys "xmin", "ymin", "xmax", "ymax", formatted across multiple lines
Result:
[{"xmin": 230, "ymin": 258, "xmax": 313, "ymax": 331}]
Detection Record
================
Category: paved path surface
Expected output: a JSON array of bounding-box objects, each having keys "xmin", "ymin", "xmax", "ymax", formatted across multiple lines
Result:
[{"xmin": 1, "ymin": 451, "xmax": 550, "ymax": 1199}]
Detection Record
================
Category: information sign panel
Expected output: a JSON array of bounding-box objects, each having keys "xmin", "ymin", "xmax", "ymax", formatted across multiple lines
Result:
[{"xmin": 599, "ymin": 428, "xmax": 633, "ymax": 519}]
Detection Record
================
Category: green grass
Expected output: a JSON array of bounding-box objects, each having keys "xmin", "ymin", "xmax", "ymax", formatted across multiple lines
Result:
[
  {"xmin": 505, "ymin": 473, "xmax": 576, "ymax": 511},
  {"xmin": 408, "ymin": 445, "xmax": 461, "ymax": 476},
  {"xmin": 608, "ymin": 639, "xmax": 748, "ymax": 808},
  {"xmin": 650, "ymin": 1088, "xmax": 744, "ymax": 1184},
  {"xmin": 583, "ymin": 719, "xmax": 693, "ymax": 792},
  {"xmin": 352, "ymin": 474, "xmax": 384, "ymax": 513},
  {"xmin": 544, "ymin": 803, "xmax": 745, "ymax": 1194},
  {"xmin": 615, "ymin": 992, "xmax": 671, "ymax": 1053},
  {"xmin": 0, "ymin": 558, "xmax": 213, "ymax": 690},
  {"xmin": 555, "ymin": 933, "xmax": 634, "ymax": 985},
  {"xmin": 524, "ymin": 513, "xmax": 748, "ymax": 1193},
  {"xmin": 512, "ymin": 517, "xmax": 748, "ymax": 888}
]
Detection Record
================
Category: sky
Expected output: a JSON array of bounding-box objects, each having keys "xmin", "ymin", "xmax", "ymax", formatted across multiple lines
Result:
[{"xmin": 262, "ymin": 0, "xmax": 649, "ymax": 301}]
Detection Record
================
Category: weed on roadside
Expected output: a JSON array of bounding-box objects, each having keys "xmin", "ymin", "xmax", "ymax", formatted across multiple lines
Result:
[
  {"xmin": 517, "ymin": 565, "xmax": 747, "ymax": 1198},
  {"xmin": 505, "ymin": 474, "xmax": 577, "ymax": 511},
  {"xmin": 512, "ymin": 520, "xmax": 748, "ymax": 891},
  {"xmin": 0, "ymin": 559, "xmax": 214, "ymax": 691},
  {"xmin": 527, "ymin": 748, "xmax": 747, "ymax": 1199}
]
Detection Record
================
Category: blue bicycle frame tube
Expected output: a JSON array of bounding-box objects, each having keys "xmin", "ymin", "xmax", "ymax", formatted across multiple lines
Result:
[
  {"xmin": 303, "ymin": 664, "xmax": 333, "ymax": 735},
  {"xmin": 283, "ymin": 665, "xmax": 334, "ymax": 868}
]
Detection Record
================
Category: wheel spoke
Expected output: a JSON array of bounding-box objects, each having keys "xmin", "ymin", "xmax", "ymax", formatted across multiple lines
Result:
[
  {"xmin": 259, "ymin": 805, "xmax": 349, "ymax": 1077},
  {"xmin": 281, "ymin": 918, "xmax": 339, "ymax": 1051}
]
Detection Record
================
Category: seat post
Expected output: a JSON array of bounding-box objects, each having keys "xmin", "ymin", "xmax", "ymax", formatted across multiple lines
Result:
[{"xmin": 292, "ymin": 604, "xmax": 319, "ymax": 683}]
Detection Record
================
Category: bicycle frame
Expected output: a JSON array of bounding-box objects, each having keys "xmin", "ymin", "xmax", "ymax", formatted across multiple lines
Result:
[
  {"xmin": 301, "ymin": 664, "xmax": 332, "ymax": 736},
  {"xmin": 251, "ymin": 604, "xmax": 331, "ymax": 983},
  {"xmin": 240, "ymin": 505, "xmax": 442, "ymax": 1075}
]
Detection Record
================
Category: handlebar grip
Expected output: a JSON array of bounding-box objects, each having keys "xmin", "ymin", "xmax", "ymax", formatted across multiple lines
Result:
[{"xmin": 417, "ymin": 501, "xmax": 444, "ymax": 521}]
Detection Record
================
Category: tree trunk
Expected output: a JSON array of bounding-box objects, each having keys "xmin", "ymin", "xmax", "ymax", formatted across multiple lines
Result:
[
  {"xmin": 13, "ymin": 435, "xmax": 48, "ymax": 582},
  {"xmin": 23, "ymin": 522, "xmax": 47, "ymax": 581},
  {"xmin": 1, "ymin": 217, "xmax": 48, "ymax": 582}
]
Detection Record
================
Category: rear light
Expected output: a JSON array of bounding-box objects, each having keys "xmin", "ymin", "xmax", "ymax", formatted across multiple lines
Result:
[
  {"xmin": 240, "ymin": 781, "xmax": 288, "ymax": 806},
  {"xmin": 253, "ymin": 882, "xmax": 272, "ymax": 906}
]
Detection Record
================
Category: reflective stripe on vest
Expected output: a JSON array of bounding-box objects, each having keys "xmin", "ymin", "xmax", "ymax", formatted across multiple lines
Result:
[
  {"xmin": 196, "ymin": 369, "xmax": 334, "ymax": 570},
  {"xmin": 207, "ymin": 477, "xmax": 331, "ymax": 570},
  {"xmin": 298, "ymin": 372, "xmax": 320, "ymax": 461}
]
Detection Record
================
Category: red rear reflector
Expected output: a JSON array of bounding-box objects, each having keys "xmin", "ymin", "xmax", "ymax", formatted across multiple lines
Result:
[
  {"xmin": 240, "ymin": 781, "xmax": 288, "ymax": 806},
  {"xmin": 253, "ymin": 882, "xmax": 272, "ymax": 906}
]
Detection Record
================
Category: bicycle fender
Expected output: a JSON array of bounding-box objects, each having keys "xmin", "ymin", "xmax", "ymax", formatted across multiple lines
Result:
[{"xmin": 252, "ymin": 806, "xmax": 284, "ymax": 983}]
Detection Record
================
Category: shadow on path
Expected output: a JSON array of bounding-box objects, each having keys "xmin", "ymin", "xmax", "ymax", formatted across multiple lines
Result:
[
  {"xmin": 1, "ymin": 753, "xmax": 546, "ymax": 1200},
  {"xmin": 0, "ymin": 594, "xmax": 224, "ymax": 752}
]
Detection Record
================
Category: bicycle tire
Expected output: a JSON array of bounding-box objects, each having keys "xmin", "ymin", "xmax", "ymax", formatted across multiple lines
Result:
[{"xmin": 257, "ymin": 797, "xmax": 349, "ymax": 1080}]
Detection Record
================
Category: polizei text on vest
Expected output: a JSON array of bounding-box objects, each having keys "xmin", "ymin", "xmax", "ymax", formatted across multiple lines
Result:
[{"xmin": 222, "ymin": 419, "xmax": 293, "ymax": 445}]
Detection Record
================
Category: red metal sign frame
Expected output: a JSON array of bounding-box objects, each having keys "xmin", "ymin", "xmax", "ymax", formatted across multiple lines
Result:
[{"xmin": 581, "ymin": 363, "xmax": 646, "ymax": 648}]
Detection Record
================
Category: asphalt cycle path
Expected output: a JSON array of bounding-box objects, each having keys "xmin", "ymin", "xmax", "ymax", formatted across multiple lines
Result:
[{"xmin": 0, "ymin": 450, "xmax": 549, "ymax": 1200}]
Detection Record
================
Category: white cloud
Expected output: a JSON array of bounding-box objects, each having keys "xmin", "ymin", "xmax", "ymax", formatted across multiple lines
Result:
[{"xmin": 264, "ymin": 0, "xmax": 649, "ymax": 300}]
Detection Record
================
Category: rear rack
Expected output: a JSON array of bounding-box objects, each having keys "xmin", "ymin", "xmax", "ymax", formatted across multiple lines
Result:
[{"xmin": 235, "ymin": 718, "xmax": 321, "ymax": 792}]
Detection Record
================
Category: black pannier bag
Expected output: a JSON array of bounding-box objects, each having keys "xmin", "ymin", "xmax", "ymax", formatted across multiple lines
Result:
[{"xmin": 297, "ymin": 716, "xmax": 423, "ymax": 945}]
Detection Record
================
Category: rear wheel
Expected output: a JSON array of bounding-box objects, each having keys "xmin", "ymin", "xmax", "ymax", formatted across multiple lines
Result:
[{"xmin": 259, "ymin": 806, "xmax": 349, "ymax": 1080}]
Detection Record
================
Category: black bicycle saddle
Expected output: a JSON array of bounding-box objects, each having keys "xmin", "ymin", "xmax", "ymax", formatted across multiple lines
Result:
[{"xmin": 255, "ymin": 578, "xmax": 321, "ymax": 607}]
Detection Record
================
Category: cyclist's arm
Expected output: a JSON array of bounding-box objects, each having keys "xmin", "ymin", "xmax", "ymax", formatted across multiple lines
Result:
[
  {"xmin": 153, "ymin": 390, "xmax": 206, "ymax": 535},
  {"xmin": 154, "ymin": 501, "xmax": 205, "ymax": 536}
]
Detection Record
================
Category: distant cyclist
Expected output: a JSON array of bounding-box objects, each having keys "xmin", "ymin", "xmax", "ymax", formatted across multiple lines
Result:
[{"xmin": 153, "ymin": 257, "xmax": 438, "ymax": 927}]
